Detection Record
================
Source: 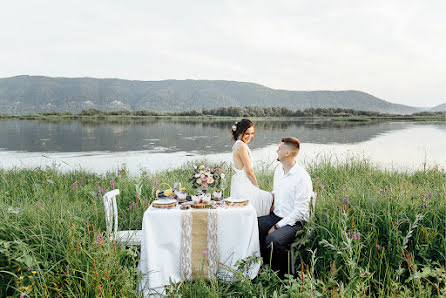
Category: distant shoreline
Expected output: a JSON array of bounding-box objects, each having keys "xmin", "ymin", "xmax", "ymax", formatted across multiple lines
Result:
[{"xmin": 0, "ymin": 113, "xmax": 445, "ymax": 122}]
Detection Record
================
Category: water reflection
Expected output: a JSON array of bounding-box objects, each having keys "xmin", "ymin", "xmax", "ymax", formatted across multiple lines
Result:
[{"xmin": 1, "ymin": 119, "xmax": 445, "ymax": 153}]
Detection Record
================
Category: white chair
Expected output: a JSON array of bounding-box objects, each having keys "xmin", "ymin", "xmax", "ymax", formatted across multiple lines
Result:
[
  {"xmin": 102, "ymin": 189, "xmax": 142, "ymax": 246},
  {"xmin": 288, "ymin": 191, "xmax": 317, "ymax": 275}
]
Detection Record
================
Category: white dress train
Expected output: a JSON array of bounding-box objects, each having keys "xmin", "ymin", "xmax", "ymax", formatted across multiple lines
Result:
[{"xmin": 230, "ymin": 140, "xmax": 273, "ymax": 217}]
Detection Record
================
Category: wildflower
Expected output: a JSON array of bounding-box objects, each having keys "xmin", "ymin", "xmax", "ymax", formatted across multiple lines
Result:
[
  {"xmin": 394, "ymin": 221, "xmax": 399, "ymax": 225},
  {"xmin": 204, "ymin": 250, "xmax": 208, "ymax": 257},
  {"xmin": 32, "ymin": 271, "xmax": 37, "ymax": 275},
  {"xmin": 376, "ymin": 244, "xmax": 380, "ymax": 250},
  {"xmin": 352, "ymin": 231, "xmax": 361, "ymax": 241},
  {"xmin": 20, "ymin": 294, "xmax": 25, "ymax": 298},
  {"xmin": 120, "ymin": 211, "xmax": 124, "ymax": 217},
  {"xmin": 154, "ymin": 175, "xmax": 158, "ymax": 188},
  {"xmin": 19, "ymin": 276, "xmax": 24, "ymax": 280},
  {"xmin": 85, "ymin": 217, "xmax": 89, "ymax": 224},
  {"xmin": 97, "ymin": 186, "xmax": 102, "ymax": 199},
  {"xmin": 27, "ymin": 267, "xmax": 31, "ymax": 272},
  {"xmin": 96, "ymin": 234, "xmax": 103, "ymax": 246},
  {"xmin": 423, "ymin": 201, "xmax": 427, "ymax": 209},
  {"xmin": 71, "ymin": 181, "xmax": 78, "ymax": 189},
  {"xmin": 388, "ymin": 194, "xmax": 393, "ymax": 200},
  {"xmin": 110, "ymin": 179, "xmax": 115, "ymax": 190},
  {"xmin": 343, "ymin": 196, "xmax": 349, "ymax": 204}
]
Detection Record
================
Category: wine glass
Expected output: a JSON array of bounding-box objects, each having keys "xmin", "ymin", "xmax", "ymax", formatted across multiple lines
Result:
[
  {"xmin": 174, "ymin": 182, "xmax": 181, "ymax": 191},
  {"xmin": 220, "ymin": 177, "xmax": 228, "ymax": 199}
]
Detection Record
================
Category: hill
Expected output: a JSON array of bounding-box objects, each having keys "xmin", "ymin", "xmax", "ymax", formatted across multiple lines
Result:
[
  {"xmin": 0, "ymin": 75, "xmax": 421, "ymax": 114},
  {"xmin": 430, "ymin": 103, "xmax": 446, "ymax": 112}
]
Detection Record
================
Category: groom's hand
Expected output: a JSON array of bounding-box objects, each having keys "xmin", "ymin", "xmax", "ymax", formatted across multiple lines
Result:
[
  {"xmin": 268, "ymin": 224, "xmax": 279, "ymax": 235},
  {"xmin": 268, "ymin": 226, "xmax": 275, "ymax": 235}
]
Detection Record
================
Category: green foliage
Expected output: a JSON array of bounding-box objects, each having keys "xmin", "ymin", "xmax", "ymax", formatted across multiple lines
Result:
[{"xmin": 0, "ymin": 159, "xmax": 445, "ymax": 296}]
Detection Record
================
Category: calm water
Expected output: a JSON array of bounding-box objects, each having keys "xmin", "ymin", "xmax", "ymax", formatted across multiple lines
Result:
[{"xmin": 1, "ymin": 119, "xmax": 445, "ymax": 174}]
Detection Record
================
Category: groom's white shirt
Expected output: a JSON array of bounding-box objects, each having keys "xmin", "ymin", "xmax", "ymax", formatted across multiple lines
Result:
[{"xmin": 273, "ymin": 162, "xmax": 313, "ymax": 227}]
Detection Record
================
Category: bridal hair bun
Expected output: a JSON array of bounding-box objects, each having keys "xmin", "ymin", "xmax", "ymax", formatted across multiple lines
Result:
[
  {"xmin": 231, "ymin": 119, "xmax": 254, "ymax": 141},
  {"xmin": 231, "ymin": 121, "xmax": 238, "ymax": 132}
]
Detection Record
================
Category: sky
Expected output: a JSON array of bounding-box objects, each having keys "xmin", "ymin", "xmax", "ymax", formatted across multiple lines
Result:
[{"xmin": 1, "ymin": 0, "xmax": 445, "ymax": 107}]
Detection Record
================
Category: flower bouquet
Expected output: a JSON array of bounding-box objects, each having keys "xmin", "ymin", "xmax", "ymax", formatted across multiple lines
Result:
[{"xmin": 189, "ymin": 163, "xmax": 223, "ymax": 193}]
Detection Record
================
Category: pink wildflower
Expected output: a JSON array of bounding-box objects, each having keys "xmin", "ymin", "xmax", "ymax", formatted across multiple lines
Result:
[
  {"xmin": 96, "ymin": 234, "xmax": 103, "ymax": 246},
  {"xmin": 97, "ymin": 186, "xmax": 102, "ymax": 199},
  {"xmin": 376, "ymin": 244, "xmax": 380, "ymax": 250},
  {"xmin": 71, "ymin": 181, "xmax": 78, "ymax": 189},
  {"xmin": 110, "ymin": 179, "xmax": 115, "ymax": 190}
]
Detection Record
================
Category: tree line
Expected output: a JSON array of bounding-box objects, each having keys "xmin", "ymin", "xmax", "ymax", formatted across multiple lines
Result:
[
  {"xmin": 78, "ymin": 107, "xmax": 386, "ymax": 117},
  {"xmin": 34, "ymin": 106, "xmax": 445, "ymax": 118}
]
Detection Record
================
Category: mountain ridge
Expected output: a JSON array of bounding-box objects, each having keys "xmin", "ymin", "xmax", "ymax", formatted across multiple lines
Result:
[{"xmin": 0, "ymin": 75, "xmax": 426, "ymax": 114}]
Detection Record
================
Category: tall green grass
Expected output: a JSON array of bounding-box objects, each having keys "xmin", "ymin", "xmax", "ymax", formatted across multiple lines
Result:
[{"xmin": 0, "ymin": 159, "xmax": 445, "ymax": 296}]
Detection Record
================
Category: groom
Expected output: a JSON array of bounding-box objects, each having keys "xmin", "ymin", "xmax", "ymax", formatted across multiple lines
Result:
[{"xmin": 258, "ymin": 137, "xmax": 313, "ymax": 278}]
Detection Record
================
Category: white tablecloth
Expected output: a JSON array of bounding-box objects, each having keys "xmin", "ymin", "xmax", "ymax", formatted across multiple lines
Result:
[{"xmin": 137, "ymin": 204, "xmax": 261, "ymax": 294}]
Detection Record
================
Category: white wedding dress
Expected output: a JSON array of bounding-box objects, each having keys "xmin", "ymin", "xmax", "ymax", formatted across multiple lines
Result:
[{"xmin": 230, "ymin": 140, "xmax": 273, "ymax": 216}]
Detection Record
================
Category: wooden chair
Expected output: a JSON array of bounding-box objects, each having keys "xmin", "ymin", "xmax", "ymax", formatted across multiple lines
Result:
[
  {"xmin": 102, "ymin": 189, "xmax": 142, "ymax": 246},
  {"xmin": 288, "ymin": 191, "xmax": 317, "ymax": 275}
]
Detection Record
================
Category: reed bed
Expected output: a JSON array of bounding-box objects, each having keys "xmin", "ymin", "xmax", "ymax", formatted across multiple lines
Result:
[{"xmin": 0, "ymin": 158, "xmax": 444, "ymax": 297}]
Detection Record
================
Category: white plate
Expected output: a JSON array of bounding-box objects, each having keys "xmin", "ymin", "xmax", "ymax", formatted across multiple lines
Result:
[
  {"xmin": 152, "ymin": 199, "xmax": 177, "ymax": 205},
  {"xmin": 224, "ymin": 197, "xmax": 248, "ymax": 203}
]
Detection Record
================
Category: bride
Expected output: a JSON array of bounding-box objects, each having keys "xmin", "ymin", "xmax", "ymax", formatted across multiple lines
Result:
[{"xmin": 230, "ymin": 119, "xmax": 273, "ymax": 216}]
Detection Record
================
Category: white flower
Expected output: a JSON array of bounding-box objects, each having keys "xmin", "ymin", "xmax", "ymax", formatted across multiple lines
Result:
[{"xmin": 221, "ymin": 173, "xmax": 225, "ymax": 178}]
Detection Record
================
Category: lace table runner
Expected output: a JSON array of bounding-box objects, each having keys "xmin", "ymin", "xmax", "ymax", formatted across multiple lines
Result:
[{"xmin": 181, "ymin": 209, "xmax": 218, "ymax": 280}]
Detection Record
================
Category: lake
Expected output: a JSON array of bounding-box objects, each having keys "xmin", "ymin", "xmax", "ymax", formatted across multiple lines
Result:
[{"xmin": 1, "ymin": 119, "xmax": 445, "ymax": 174}]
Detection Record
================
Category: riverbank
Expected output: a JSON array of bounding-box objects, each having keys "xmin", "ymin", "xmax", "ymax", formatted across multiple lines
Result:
[
  {"xmin": 1, "ymin": 109, "xmax": 445, "ymax": 123},
  {"xmin": 1, "ymin": 159, "xmax": 444, "ymax": 296}
]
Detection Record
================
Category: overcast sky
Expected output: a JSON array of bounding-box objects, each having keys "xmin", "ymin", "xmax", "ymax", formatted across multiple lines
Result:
[{"xmin": 1, "ymin": 0, "xmax": 445, "ymax": 107}]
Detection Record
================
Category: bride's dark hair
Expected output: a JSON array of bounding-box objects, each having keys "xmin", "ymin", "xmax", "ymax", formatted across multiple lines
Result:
[{"xmin": 232, "ymin": 119, "xmax": 254, "ymax": 141}]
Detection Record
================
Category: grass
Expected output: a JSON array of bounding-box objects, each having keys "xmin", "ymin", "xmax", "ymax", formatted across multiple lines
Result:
[{"xmin": 0, "ymin": 159, "xmax": 445, "ymax": 297}]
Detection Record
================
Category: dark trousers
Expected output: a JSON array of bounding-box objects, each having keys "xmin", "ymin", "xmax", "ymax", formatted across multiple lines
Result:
[{"xmin": 258, "ymin": 213, "xmax": 303, "ymax": 278}]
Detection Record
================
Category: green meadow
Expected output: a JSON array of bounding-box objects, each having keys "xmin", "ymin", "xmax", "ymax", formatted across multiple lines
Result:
[{"xmin": 1, "ymin": 158, "xmax": 445, "ymax": 297}]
